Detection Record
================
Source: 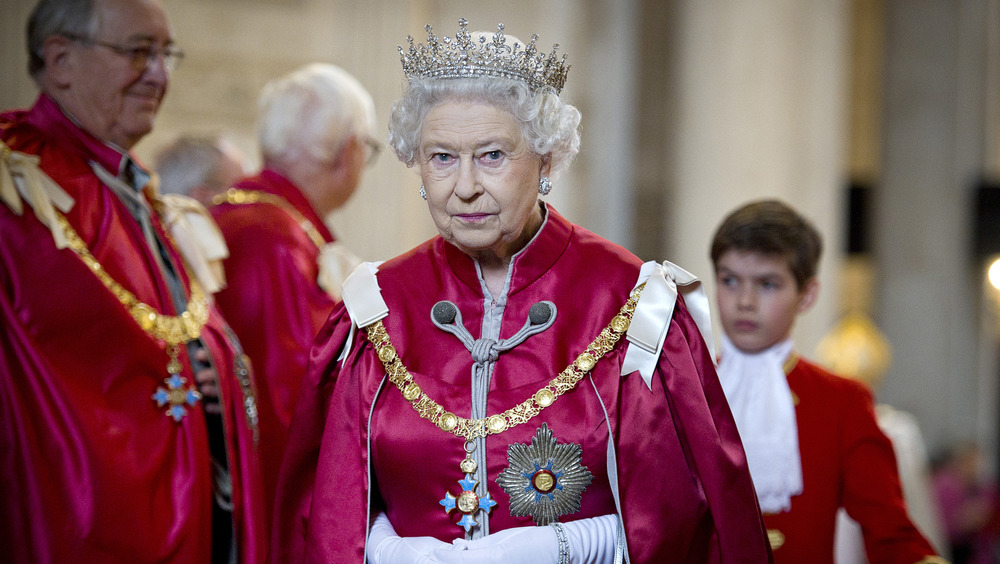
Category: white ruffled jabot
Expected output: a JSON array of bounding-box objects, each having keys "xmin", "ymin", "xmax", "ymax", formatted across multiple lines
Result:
[{"xmin": 717, "ymin": 336, "xmax": 802, "ymax": 513}]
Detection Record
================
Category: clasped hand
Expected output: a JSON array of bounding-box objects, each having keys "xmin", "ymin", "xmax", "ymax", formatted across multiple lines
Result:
[{"xmin": 366, "ymin": 512, "xmax": 557, "ymax": 564}]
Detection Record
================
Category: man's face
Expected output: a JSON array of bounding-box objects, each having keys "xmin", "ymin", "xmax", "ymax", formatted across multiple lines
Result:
[{"xmin": 57, "ymin": 0, "xmax": 174, "ymax": 149}]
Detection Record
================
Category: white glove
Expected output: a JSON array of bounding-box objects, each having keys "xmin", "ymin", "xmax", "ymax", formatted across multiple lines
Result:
[
  {"xmin": 434, "ymin": 513, "xmax": 619, "ymax": 564},
  {"xmin": 561, "ymin": 513, "xmax": 618, "ymax": 564},
  {"xmin": 435, "ymin": 524, "xmax": 558, "ymax": 564},
  {"xmin": 366, "ymin": 512, "xmax": 454, "ymax": 563}
]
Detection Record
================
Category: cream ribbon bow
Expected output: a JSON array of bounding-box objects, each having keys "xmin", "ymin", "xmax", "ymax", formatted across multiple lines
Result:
[
  {"xmin": 317, "ymin": 241, "xmax": 363, "ymax": 302},
  {"xmin": 157, "ymin": 193, "xmax": 230, "ymax": 294},
  {"xmin": 621, "ymin": 260, "xmax": 716, "ymax": 390},
  {"xmin": 338, "ymin": 261, "xmax": 388, "ymax": 362},
  {"xmin": 0, "ymin": 142, "xmax": 75, "ymax": 248}
]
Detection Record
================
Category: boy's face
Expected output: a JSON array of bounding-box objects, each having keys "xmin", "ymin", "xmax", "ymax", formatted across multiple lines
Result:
[{"xmin": 714, "ymin": 250, "xmax": 818, "ymax": 354}]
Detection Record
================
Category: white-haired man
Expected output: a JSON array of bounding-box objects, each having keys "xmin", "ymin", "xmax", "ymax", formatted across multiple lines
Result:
[{"xmin": 210, "ymin": 62, "xmax": 376, "ymax": 523}]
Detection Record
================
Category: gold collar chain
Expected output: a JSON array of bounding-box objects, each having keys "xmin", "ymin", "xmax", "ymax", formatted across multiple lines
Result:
[
  {"xmin": 214, "ymin": 188, "xmax": 326, "ymax": 249},
  {"xmin": 55, "ymin": 209, "xmax": 209, "ymax": 421},
  {"xmin": 365, "ymin": 283, "xmax": 645, "ymax": 440},
  {"xmin": 55, "ymin": 211, "xmax": 208, "ymax": 348}
]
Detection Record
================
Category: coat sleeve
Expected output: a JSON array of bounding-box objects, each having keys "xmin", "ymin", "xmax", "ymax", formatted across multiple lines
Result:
[
  {"xmin": 270, "ymin": 305, "xmax": 369, "ymax": 563},
  {"xmin": 616, "ymin": 296, "xmax": 773, "ymax": 562},
  {"xmin": 837, "ymin": 381, "xmax": 939, "ymax": 563}
]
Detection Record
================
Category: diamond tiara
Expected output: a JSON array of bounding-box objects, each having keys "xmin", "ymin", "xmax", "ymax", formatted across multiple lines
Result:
[{"xmin": 398, "ymin": 18, "xmax": 570, "ymax": 94}]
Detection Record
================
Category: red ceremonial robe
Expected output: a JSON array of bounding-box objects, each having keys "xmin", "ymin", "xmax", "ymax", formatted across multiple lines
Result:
[
  {"xmin": 273, "ymin": 206, "xmax": 772, "ymax": 563},
  {"xmin": 763, "ymin": 356, "xmax": 938, "ymax": 563},
  {"xmin": 211, "ymin": 170, "xmax": 338, "ymax": 523},
  {"xmin": 0, "ymin": 95, "xmax": 266, "ymax": 563}
]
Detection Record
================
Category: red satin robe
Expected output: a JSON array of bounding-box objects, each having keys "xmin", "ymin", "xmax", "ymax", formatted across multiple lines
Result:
[
  {"xmin": 211, "ymin": 170, "xmax": 338, "ymax": 523},
  {"xmin": 0, "ymin": 95, "xmax": 266, "ymax": 563},
  {"xmin": 763, "ymin": 357, "xmax": 938, "ymax": 563},
  {"xmin": 273, "ymin": 206, "xmax": 772, "ymax": 563}
]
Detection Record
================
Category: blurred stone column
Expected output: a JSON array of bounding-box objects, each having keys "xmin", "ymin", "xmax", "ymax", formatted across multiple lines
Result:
[
  {"xmin": 876, "ymin": 0, "xmax": 998, "ymax": 455},
  {"xmin": 639, "ymin": 0, "xmax": 850, "ymax": 352},
  {"xmin": 0, "ymin": 0, "xmax": 41, "ymax": 110}
]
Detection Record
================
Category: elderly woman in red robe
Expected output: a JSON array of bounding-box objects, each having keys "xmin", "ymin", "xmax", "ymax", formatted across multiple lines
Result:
[{"xmin": 273, "ymin": 19, "xmax": 772, "ymax": 564}]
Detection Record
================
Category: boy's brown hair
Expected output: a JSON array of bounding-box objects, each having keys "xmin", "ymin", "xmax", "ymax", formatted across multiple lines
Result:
[{"xmin": 710, "ymin": 199, "xmax": 823, "ymax": 289}]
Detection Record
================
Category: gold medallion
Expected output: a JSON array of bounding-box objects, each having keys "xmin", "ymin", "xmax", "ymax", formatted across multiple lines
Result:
[{"xmin": 534, "ymin": 388, "xmax": 555, "ymax": 407}]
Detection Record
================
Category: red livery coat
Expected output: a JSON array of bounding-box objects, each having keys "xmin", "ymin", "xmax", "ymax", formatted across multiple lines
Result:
[{"xmin": 764, "ymin": 356, "xmax": 938, "ymax": 563}]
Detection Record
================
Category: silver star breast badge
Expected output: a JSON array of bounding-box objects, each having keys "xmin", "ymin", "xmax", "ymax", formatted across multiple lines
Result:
[{"xmin": 496, "ymin": 423, "xmax": 593, "ymax": 525}]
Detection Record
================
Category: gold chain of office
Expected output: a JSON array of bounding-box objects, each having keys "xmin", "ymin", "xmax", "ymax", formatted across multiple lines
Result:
[
  {"xmin": 213, "ymin": 188, "xmax": 326, "ymax": 249},
  {"xmin": 54, "ymin": 211, "xmax": 208, "ymax": 367},
  {"xmin": 365, "ymin": 283, "xmax": 645, "ymax": 441}
]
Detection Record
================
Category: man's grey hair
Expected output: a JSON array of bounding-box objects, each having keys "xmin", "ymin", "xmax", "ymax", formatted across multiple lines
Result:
[
  {"xmin": 154, "ymin": 134, "xmax": 229, "ymax": 196},
  {"xmin": 27, "ymin": 0, "xmax": 99, "ymax": 77}
]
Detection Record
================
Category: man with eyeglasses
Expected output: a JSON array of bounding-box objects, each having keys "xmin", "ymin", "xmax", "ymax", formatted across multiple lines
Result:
[
  {"xmin": 0, "ymin": 1, "xmax": 266, "ymax": 563},
  {"xmin": 208, "ymin": 63, "xmax": 376, "ymax": 527}
]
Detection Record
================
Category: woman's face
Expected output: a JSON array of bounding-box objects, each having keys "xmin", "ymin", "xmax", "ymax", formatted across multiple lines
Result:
[{"xmin": 418, "ymin": 101, "xmax": 546, "ymax": 264}]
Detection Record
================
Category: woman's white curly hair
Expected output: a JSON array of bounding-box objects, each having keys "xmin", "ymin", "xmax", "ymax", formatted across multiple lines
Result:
[{"xmin": 388, "ymin": 76, "xmax": 581, "ymax": 179}]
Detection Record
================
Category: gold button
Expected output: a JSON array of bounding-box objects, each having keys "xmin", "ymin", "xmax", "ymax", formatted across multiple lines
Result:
[
  {"xmin": 402, "ymin": 381, "xmax": 421, "ymax": 401},
  {"xmin": 487, "ymin": 415, "xmax": 507, "ymax": 434},
  {"xmin": 378, "ymin": 344, "xmax": 397, "ymax": 363},
  {"xmin": 767, "ymin": 529, "xmax": 785, "ymax": 550}
]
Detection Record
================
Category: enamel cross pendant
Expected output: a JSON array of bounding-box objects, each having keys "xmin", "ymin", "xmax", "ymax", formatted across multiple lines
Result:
[
  {"xmin": 152, "ymin": 344, "xmax": 202, "ymax": 422},
  {"xmin": 439, "ymin": 441, "xmax": 497, "ymax": 532}
]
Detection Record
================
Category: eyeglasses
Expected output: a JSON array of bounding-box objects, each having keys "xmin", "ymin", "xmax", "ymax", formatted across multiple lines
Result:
[
  {"xmin": 63, "ymin": 34, "xmax": 185, "ymax": 73},
  {"xmin": 365, "ymin": 138, "xmax": 382, "ymax": 167}
]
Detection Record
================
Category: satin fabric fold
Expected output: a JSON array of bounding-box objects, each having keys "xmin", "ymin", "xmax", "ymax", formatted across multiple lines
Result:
[
  {"xmin": 272, "ymin": 205, "xmax": 772, "ymax": 563},
  {"xmin": 211, "ymin": 168, "xmax": 347, "ymax": 533},
  {"xmin": 0, "ymin": 94, "xmax": 266, "ymax": 564}
]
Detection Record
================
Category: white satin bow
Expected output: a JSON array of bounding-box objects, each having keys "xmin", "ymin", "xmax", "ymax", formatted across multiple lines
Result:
[
  {"xmin": 1, "ymin": 142, "xmax": 75, "ymax": 248},
  {"xmin": 317, "ymin": 241, "xmax": 363, "ymax": 301},
  {"xmin": 158, "ymin": 193, "xmax": 230, "ymax": 294},
  {"xmin": 621, "ymin": 260, "xmax": 716, "ymax": 390}
]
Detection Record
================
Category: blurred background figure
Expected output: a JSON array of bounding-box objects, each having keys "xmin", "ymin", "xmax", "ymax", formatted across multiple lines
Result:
[
  {"xmin": 154, "ymin": 132, "xmax": 249, "ymax": 297},
  {"xmin": 932, "ymin": 442, "xmax": 1000, "ymax": 564},
  {"xmin": 209, "ymin": 62, "xmax": 376, "ymax": 528},
  {"xmin": 820, "ymin": 256, "xmax": 949, "ymax": 562},
  {"xmin": 155, "ymin": 132, "xmax": 249, "ymax": 206}
]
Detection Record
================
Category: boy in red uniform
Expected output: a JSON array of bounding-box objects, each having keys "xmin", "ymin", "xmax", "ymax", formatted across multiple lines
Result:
[{"xmin": 710, "ymin": 199, "xmax": 944, "ymax": 564}]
